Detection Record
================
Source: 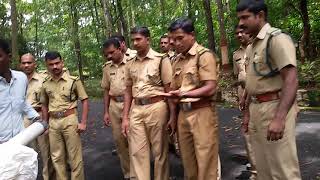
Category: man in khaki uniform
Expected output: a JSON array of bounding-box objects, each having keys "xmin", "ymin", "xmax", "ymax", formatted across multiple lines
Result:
[
  {"xmin": 20, "ymin": 53, "xmax": 55, "ymax": 180},
  {"xmin": 122, "ymin": 26, "xmax": 172, "ymax": 180},
  {"xmin": 166, "ymin": 18, "xmax": 219, "ymax": 180},
  {"xmin": 233, "ymin": 26, "xmax": 257, "ymax": 179},
  {"xmin": 237, "ymin": 1, "xmax": 301, "ymax": 179},
  {"xmin": 101, "ymin": 38, "xmax": 132, "ymax": 180},
  {"xmin": 41, "ymin": 51, "xmax": 89, "ymax": 180},
  {"xmin": 111, "ymin": 34, "xmax": 137, "ymax": 58}
]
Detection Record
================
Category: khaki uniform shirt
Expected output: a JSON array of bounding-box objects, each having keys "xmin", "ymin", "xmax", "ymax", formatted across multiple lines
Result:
[
  {"xmin": 170, "ymin": 42, "xmax": 217, "ymax": 102},
  {"xmin": 41, "ymin": 72, "xmax": 88, "ymax": 112},
  {"xmin": 125, "ymin": 48, "xmax": 172, "ymax": 98},
  {"xmin": 101, "ymin": 55, "xmax": 129, "ymax": 96},
  {"xmin": 125, "ymin": 48, "xmax": 137, "ymax": 59},
  {"xmin": 233, "ymin": 46, "xmax": 247, "ymax": 82},
  {"xmin": 27, "ymin": 72, "xmax": 46, "ymax": 109},
  {"xmin": 245, "ymin": 23, "xmax": 296, "ymax": 95}
]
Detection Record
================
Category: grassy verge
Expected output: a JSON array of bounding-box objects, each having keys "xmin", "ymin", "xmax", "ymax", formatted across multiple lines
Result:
[{"xmin": 84, "ymin": 78, "xmax": 104, "ymax": 100}]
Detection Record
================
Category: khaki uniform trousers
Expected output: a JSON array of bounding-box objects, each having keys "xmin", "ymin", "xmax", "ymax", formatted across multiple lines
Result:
[
  {"xmin": 49, "ymin": 113, "xmax": 85, "ymax": 180},
  {"xmin": 249, "ymin": 100, "xmax": 301, "ymax": 180},
  {"xmin": 178, "ymin": 105, "xmax": 219, "ymax": 180},
  {"xmin": 109, "ymin": 100, "xmax": 131, "ymax": 178},
  {"xmin": 24, "ymin": 118, "xmax": 55, "ymax": 180},
  {"xmin": 237, "ymin": 86, "xmax": 257, "ymax": 178},
  {"xmin": 129, "ymin": 101, "xmax": 169, "ymax": 180}
]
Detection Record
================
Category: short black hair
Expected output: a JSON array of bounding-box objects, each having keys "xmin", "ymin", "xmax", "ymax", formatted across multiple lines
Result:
[
  {"xmin": 160, "ymin": 34, "xmax": 169, "ymax": 40},
  {"xmin": 0, "ymin": 38, "xmax": 11, "ymax": 54},
  {"xmin": 168, "ymin": 18, "xmax": 194, "ymax": 34},
  {"xmin": 110, "ymin": 34, "xmax": 125, "ymax": 43},
  {"xmin": 103, "ymin": 38, "xmax": 121, "ymax": 49},
  {"xmin": 130, "ymin": 26, "xmax": 150, "ymax": 38},
  {"xmin": 236, "ymin": 0, "xmax": 268, "ymax": 18},
  {"xmin": 45, "ymin": 51, "xmax": 62, "ymax": 61}
]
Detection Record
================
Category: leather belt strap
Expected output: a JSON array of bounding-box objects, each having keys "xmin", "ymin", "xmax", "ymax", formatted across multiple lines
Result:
[
  {"xmin": 110, "ymin": 95, "xmax": 124, "ymax": 102},
  {"xmin": 179, "ymin": 99, "xmax": 212, "ymax": 112},
  {"xmin": 34, "ymin": 107, "xmax": 42, "ymax": 112},
  {"xmin": 134, "ymin": 96, "xmax": 165, "ymax": 106},
  {"xmin": 50, "ymin": 108, "xmax": 76, "ymax": 119},
  {"xmin": 252, "ymin": 90, "xmax": 280, "ymax": 103}
]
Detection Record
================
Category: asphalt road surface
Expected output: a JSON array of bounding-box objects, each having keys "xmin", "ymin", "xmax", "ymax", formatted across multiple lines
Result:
[{"xmin": 38, "ymin": 101, "xmax": 320, "ymax": 180}]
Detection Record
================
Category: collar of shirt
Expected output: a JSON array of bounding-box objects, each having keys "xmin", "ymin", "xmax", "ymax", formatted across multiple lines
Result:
[
  {"xmin": 0, "ymin": 69, "xmax": 18, "ymax": 84},
  {"xmin": 175, "ymin": 42, "xmax": 199, "ymax": 61},
  {"xmin": 48, "ymin": 71, "xmax": 68, "ymax": 82},
  {"xmin": 110, "ymin": 56, "xmax": 127, "ymax": 67},
  {"xmin": 256, "ymin": 23, "xmax": 271, "ymax": 40},
  {"xmin": 136, "ymin": 48, "xmax": 157, "ymax": 61},
  {"xmin": 30, "ymin": 72, "xmax": 41, "ymax": 81}
]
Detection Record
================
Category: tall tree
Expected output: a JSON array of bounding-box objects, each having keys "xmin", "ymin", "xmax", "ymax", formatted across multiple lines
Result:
[
  {"xmin": 202, "ymin": 0, "xmax": 216, "ymax": 52},
  {"xmin": 10, "ymin": 0, "xmax": 18, "ymax": 66},
  {"xmin": 101, "ymin": 0, "xmax": 114, "ymax": 36},
  {"xmin": 299, "ymin": 0, "xmax": 312, "ymax": 60},
  {"xmin": 216, "ymin": 0, "xmax": 229, "ymax": 68},
  {"xmin": 116, "ymin": 0, "xmax": 129, "ymax": 44},
  {"xmin": 70, "ymin": 0, "xmax": 84, "ymax": 81}
]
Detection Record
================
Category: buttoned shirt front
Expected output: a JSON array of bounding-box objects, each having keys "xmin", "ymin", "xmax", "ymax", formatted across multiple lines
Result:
[
  {"xmin": 101, "ymin": 55, "xmax": 128, "ymax": 96},
  {"xmin": 27, "ymin": 72, "xmax": 46, "ymax": 108},
  {"xmin": 41, "ymin": 71, "xmax": 88, "ymax": 112},
  {"xmin": 125, "ymin": 48, "xmax": 172, "ymax": 98},
  {"xmin": 0, "ymin": 70, "xmax": 39, "ymax": 143},
  {"xmin": 233, "ymin": 45, "xmax": 247, "ymax": 82},
  {"xmin": 171, "ymin": 42, "xmax": 217, "ymax": 102}
]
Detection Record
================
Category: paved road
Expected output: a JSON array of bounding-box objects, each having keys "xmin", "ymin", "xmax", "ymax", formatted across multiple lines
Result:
[{"xmin": 40, "ymin": 101, "xmax": 320, "ymax": 180}]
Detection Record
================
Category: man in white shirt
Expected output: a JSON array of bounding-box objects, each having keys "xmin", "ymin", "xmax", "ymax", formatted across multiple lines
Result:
[{"xmin": 0, "ymin": 38, "xmax": 39, "ymax": 144}]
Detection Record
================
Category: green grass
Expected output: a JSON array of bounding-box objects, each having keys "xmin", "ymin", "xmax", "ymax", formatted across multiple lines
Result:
[{"xmin": 84, "ymin": 78, "xmax": 104, "ymax": 100}]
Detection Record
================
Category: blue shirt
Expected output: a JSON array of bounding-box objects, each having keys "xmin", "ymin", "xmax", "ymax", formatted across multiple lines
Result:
[{"xmin": 0, "ymin": 70, "xmax": 39, "ymax": 143}]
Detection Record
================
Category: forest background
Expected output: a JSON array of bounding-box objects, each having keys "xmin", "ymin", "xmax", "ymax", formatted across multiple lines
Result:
[{"xmin": 1, "ymin": 0, "xmax": 319, "ymax": 99}]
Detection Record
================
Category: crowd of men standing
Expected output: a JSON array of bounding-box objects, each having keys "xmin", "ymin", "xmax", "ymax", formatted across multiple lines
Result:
[{"xmin": 0, "ymin": 0, "xmax": 302, "ymax": 180}]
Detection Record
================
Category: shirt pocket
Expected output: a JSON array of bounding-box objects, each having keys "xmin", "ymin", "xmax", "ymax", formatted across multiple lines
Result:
[
  {"xmin": 173, "ymin": 69, "xmax": 182, "ymax": 87},
  {"xmin": 34, "ymin": 89, "xmax": 41, "ymax": 102},
  {"xmin": 184, "ymin": 67, "xmax": 199, "ymax": 86},
  {"xmin": 12, "ymin": 98, "xmax": 24, "ymax": 113},
  {"xmin": 252, "ymin": 53, "xmax": 270, "ymax": 75},
  {"xmin": 146, "ymin": 66, "xmax": 161, "ymax": 85}
]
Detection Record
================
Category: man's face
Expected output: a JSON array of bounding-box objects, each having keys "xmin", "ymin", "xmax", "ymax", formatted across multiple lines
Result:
[
  {"xmin": 131, "ymin": 33, "xmax": 149, "ymax": 52},
  {"xmin": 235, "ymin": 28, "xmax": 250, "ymax": 45},
  {"xmin": 160, "ymin": 37, "xmax": 170, "ymax": 53},
  {"xmin": 170, "ymin": 28, "xmax": 195, "ymax": 54},
  {"xmin": 0, "ymin": 49, "xmax": 10, "ymax": 74},
  {"xmin": 45, "ymin": 58, "xmax": 64, "ymax": 77},
  {"xmin": 237, "ymin": 9, "xmax": 261, "ymax": 35},
  {"xmin": 103, "ymin": 44, "xmax": 123, "ymax": 64},
  {"xmin": 20, "ymin": 55, "xmax": 36, "ymax": 75}
]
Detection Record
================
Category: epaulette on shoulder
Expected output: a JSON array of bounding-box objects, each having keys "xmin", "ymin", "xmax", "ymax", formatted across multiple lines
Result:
[
  {"xmin": 127, "ymin": 56, "xmax": 136, "ymax": 62},
  {"xmin": 43, "ymin": 75, "xmax": 51, "ymax": 83},
  {"xmin": 268, "ymin": 27, "xmax": 282, "ymax": 36},
  {"xmin": 69, "ymin": 75, "xmax": 80, "ymax": 81},
  {"xmin": 198, "ymin": 47, "xmax": 211, "ymax": 56},
  {"xmin": 103, "ymin": 61, "xmax": 112, "ymax": 67}
]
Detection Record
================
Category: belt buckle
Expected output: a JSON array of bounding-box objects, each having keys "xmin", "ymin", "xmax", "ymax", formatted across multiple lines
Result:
[
  {"xmin": 115, "ymin": 96, "xmax": 124, "ymax": 102},
  {"xmin": 140, "ymin": 98, "xmax": 150, "ymax": 105},
  {"xmin": 55, "ymin": 111, "xmax": 65, "ymax": 119},
  {"xmin": 251, "ymin": 96, "xmax": 259, "ymax": 104},
  {"xmin": 181, "ymin": 102, "xmax": 192, "ymax": 111}
]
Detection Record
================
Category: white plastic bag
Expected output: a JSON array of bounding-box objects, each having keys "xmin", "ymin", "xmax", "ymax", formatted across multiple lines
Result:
[{"xmin": 0, "ymin": 144, "xmax": 38, "ymax": 180}]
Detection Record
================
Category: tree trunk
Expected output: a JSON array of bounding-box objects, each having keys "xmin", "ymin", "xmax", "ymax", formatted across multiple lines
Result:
[
  {"xmin": 215, "ymin": 0, "xmax": 229, "ymax": 69},
  {"xmin": 160, "ymin": 0, "xmax": 165, "ymax": 28},
  {"xmin": 116, "ymin": 0, "xmax": 129, "ymax": 44},
  {"xmin": 299, "ymin": 0, "xmax": 312, "ymax": 60},
  {"xmin": 101, "ymin": 0, "xmax": 114, "ymax": 36},
  {"xmin": 70, "ymin": 0, "xmax": 84, "ymax": 81},
  {"xmin": 88, "ymin": 0, "xmax": 100, "ymax": 43},
  {"xmin": 202, "ymin": 0, "xmax": 216, "ymax": 52},
  {"xmin": 10, "ymin": 0, "xmax": 19, "ymax": 67}
]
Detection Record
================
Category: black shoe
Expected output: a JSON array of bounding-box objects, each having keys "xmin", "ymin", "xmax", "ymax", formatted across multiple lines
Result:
[{"xmin": 111, "ymin": 148, "xmax": 117, "ymax": 156}]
